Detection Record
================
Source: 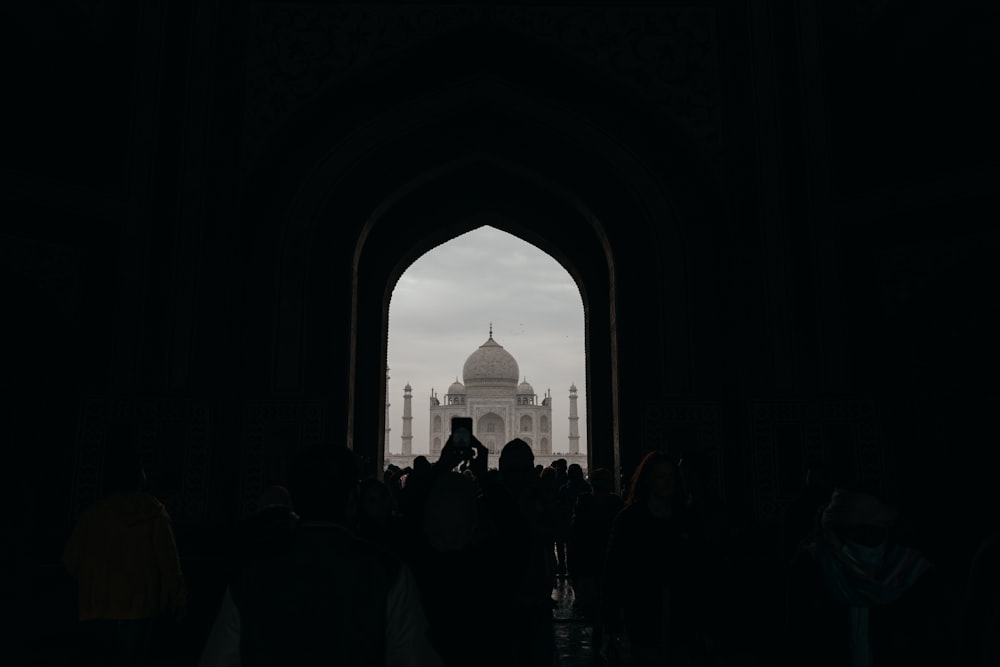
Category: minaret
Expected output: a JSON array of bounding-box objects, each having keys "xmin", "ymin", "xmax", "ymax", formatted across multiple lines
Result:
[
  {"xmin": 568, "ymin": 383, "xmax": 580, "ymax": 454},
  {"xmin": 385, "ymin": 367, "xmax": 391, "ymax": 453},
  {"xmin": 402, "ymin": 383, "xmax": 413, "ymax": 456}
]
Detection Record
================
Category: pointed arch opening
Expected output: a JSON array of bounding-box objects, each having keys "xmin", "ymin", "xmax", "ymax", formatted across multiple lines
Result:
[
  {"xmin": 385, "ymin": 226, "xmax": 586, "ymax": 471},
  {"xmin": 349, "ymin": 154, "xmax": 621, "ymax": 479}
]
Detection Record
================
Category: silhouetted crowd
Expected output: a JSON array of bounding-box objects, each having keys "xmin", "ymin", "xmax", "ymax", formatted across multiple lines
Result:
[{"xmin": 62, "ymin": 439, "xmax": 1000, "ymax": 666}]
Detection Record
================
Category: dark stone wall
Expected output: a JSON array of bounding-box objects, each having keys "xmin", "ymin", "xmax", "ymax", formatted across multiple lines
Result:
[{"xmin": 5, "ymin": 0, "xmax": 996, "ymax": 660}]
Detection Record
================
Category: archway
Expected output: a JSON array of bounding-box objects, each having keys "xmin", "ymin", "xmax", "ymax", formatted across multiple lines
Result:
[
  {"xmin": 250, "ymin": 36, "xmax": 703, "ymax": 480},
  {"xmin": 353, "ymin": 164, "xmax": 616, "ymax": 479}
]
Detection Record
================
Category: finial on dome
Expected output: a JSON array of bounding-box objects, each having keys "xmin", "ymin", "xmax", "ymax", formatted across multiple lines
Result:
[{"xmin": 489, "ymin": 322, "xmax": 493, "ymax": 338}]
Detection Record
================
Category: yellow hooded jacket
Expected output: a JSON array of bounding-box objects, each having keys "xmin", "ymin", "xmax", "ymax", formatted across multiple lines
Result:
[{"xmin": 63, "ymin": 492, "xmax": 186, "ymax": 621}]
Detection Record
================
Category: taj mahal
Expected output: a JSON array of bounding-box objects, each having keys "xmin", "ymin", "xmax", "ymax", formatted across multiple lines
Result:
[{"xmin": 385, "ymin": 330, "xmax": 587, "ymax": 472}]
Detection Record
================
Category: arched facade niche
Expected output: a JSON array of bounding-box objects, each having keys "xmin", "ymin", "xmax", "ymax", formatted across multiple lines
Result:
[{"xmin": 477, "ymin": 412, "xmax": 505, "ymax": 454}]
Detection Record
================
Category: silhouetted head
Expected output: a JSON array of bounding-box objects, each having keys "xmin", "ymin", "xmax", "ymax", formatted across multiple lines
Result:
[
  {"xmin": 568, "ymin": 463, "xmax": 584, "ymax": 482},
  {"xmin": 588, "ymin": 468, "xmax": 614, "ymax": 495},
  {"xmin": 553, "ymin": 458, "xmax": 568, "ymax": 473},
  {"xmin": 499, "ymin": 439, "xmax": 535, "ymax": 487},
  {"xmin": 540, "ymin": 466, "xmax": 558, "ymax": 491},
  {"xmin": 626, "ymin": 450, "xmax": 681, "ymax": 507},
  {"xmin": 413, "ymin": 456, "xmax": 431, "ymax": 473},
  {"xmin": 103, "ymin": 448, "xmax": 145, "ymax": 495},
  {"xmin": 535, "ymin": 464, "xmax": 544, "ymax": 477},
  {"xmin": 821, "ymin": 488, "xmax": 896, "ymax": 547},
  {"xmin": 287, "ymin": 444, "xmax": 359, "ymax": 523}
]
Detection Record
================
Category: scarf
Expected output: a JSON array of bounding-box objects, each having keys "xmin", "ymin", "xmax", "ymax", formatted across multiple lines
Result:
[{"xmin": 810, "ymin": 538, "xmax": 932, "ymax": 667}]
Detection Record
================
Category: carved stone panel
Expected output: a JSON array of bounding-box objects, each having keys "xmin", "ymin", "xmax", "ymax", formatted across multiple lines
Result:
[
  {"xmin": 641, "ymin": 401, "xmax": 725, "ymax": 501},
  {"xmin": 749, "ymin": 399, "xmax": 886, "ymax": 523},
  {"xmin": 241, "ymin": 400, "xmax": 325, "ymax": 516},
  {"xmin": 244, "ymin": 4, "xmax": 721, "ymax": 165},
  {"xmin": 72, "ymin": 398, "xmax": 213, "ymax": 524},
  {"xmin": 0, "ymin": 235, "xmax": 86, "ymax": 328}
]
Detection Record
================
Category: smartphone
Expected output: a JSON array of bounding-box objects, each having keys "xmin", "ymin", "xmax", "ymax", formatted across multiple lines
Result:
[{"xmin": 451, "ymin": 417, "xmax": 473, "ymax": 453}]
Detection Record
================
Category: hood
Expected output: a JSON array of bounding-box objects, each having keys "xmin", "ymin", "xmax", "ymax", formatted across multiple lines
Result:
[{"xmin": 103, "ymin": 492, "xmax": 170, "ymax": 527}]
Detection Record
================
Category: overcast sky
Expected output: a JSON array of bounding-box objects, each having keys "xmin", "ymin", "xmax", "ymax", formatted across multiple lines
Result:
[{"xmin": 387, "ymin": 226, "xmax": 587, "ymax": 456}]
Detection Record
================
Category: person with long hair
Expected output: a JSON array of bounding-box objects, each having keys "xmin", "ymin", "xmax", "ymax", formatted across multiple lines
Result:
[{"xmin": 601, "ymin": 450, "xmax": 700, "ymax": 666}]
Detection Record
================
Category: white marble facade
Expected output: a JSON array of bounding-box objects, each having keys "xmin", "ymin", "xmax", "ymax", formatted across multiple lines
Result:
[
  {"xmin": 386, "ymin": 332, "xmax": 586, "ymax": 472},
  {"xmin": 429, "ymin": 333, "xmax": 553, "ymax": 457}
]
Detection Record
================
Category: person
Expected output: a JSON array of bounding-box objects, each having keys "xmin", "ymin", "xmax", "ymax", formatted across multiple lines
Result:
[
  {"xmin": 551, "ymin": 459, "xmax": 570, "ymax": 576},
  {"xmin": 63, "ymin": 449, "xmax": 187, "ymax": 667},
  {"xmin": 401, "ymin": 435, "xmax": 495, "ymax": 666},
  {"xmin": 198, "ymin": 444, "xmax": 442, "ymax": 667},
  {"xmin": 383, "ymin": 464, "xmax": 405, "ymax": 517},
  {"xmin": 538, "ymin": 466, "xmax": 561, "ymax": 582},
  {"xmin": 556, "ymin": 463, "xmax": 590, "ymax": 579},
  {"xmin": 479, "ymin": 439, "xmax": 558, "ymax": 667},
  {"xmin": 786, "ymin": 488, "xmax": 947, "ymax": 667},
  {"xmin": 355, "ymin": 478, "xmax": 405, "ymax": 555},
  {"xmin": 602, "ymin": 450, "xmax": 699, "ymax": 667},
  {"xmin": 413, "ymin": 455, "xmax": 431, "ymax": 474},
  {"xmin": 552, "ymin": 458, "xmax": 569, "ymax": 488},
  {"xmin": 400, "ymin": 456, "xmax": 433, "ymax": 517},
  {"xmin": 226, "ymin": 486, "xmax": 298, "ymax": 587},
  {"xmin": 568, "ymin": 467, "xmax": 623, "ymax": 655},
  {"xmin": 562, "ymin": 463, "xmax": 591, "ymax": 500}
]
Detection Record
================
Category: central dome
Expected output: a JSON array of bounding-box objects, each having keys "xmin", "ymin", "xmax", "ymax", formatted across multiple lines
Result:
[{"xmin": 462, "ymin": 336, "xmax": 520, "ymax": 386}]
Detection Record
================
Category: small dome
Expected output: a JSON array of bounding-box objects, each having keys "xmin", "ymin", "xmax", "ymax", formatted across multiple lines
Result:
[
  {"xmin": 463, "ymin": 336, "xmax": 519, "ymax": 386},
  {"xmin": 569, "ymin": 383, "xmax": 578, "ymax": 392},
  {"xmin": 448, "ymin": 379, "xmax": 466, "ymax": 395},
  {"xmin": 404, "ymin": 383, "xmax": 412, "ymax": 392},
  {"xmin": 517, "ymin": 378, "xmax": 535, "ymax": 395}
]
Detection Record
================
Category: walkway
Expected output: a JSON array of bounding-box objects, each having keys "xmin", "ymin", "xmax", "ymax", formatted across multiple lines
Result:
[{"xmin": 552, "ymin": 576, "xmax": 602, "ymax": 666}]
